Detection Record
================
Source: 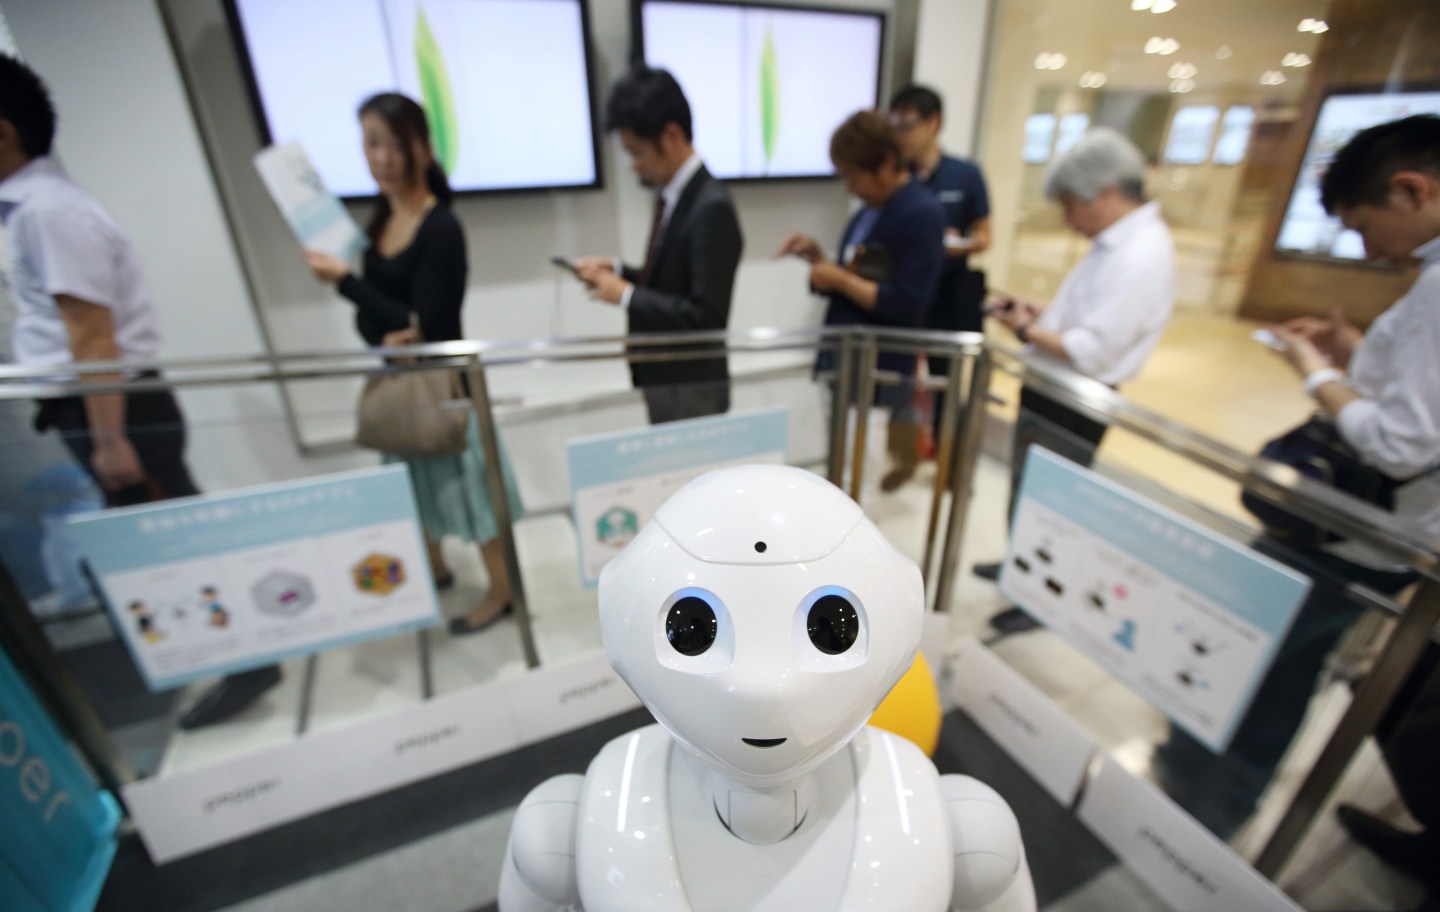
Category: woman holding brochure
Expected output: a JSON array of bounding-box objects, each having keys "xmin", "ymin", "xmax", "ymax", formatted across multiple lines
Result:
[{"xmin": 303, "ymin": 92, "xmax": 522, "ymax": 636}]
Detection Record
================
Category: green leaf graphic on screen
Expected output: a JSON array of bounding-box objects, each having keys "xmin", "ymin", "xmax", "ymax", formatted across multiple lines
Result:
[
  {"xmin": 415, "ymin": 5, "xmax": 458, "ymax": 175},
  {"xmin": 759, "ymin": 26, "xmax": 780, "ymax": 168}
]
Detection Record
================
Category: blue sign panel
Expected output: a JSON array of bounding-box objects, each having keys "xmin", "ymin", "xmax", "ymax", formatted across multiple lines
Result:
[{"xmin": 66, "ymin": 466, "xmax": 440, "ymax": 690}]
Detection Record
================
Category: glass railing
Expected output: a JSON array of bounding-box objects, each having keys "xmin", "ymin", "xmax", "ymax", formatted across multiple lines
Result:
[{"xmin": 1, "ymin": 326, "xmax": 1434, "ymax": 899}]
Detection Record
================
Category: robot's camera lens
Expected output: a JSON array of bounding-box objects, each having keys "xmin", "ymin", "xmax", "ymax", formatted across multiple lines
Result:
[
  {"xmin": 807, "ymin": 594, "xmax": 859, "ymax": 655},
  {"xmin": 754, "ymin": 541, "xmax": 767, "ymax": 553},
  {"xmin": 666, "ymin": 595, "xmax": 717, "ymax": 656}
]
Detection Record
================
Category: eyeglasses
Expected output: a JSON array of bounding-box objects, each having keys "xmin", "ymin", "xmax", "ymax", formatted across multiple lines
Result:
[{"xmin": 887, "ymin": 113, "xmax": 924, "ymax": 132}]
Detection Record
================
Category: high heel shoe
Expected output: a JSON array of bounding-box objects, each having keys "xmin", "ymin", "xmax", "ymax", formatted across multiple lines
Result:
[{"xmin": 447, "ymin": 601, "xmax": 513, "ymax": 636}]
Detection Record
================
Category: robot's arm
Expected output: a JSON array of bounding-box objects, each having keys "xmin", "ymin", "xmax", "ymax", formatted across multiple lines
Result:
[
  {"xmin": 498, "ymin": 774, "xmax": 585, "ymax": 912},
  {"xmin": 941, "ymin": 774, "xmax": 1036, "ymax": 912}
]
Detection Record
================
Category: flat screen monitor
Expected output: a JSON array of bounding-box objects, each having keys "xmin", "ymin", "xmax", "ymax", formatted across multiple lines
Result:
[
  {"xmin": 226, "ymin": 0, "xmax": 601, "ymax": 198},
  {"xmin": 1163, "ymin": 105, "xmax": 1219, "ymax": 165},
  {"xmin": 1022, "ymin": 113, "xmax": 1056, "ymax": 164},
  {"xmin": 1055, "ymin": 113, "xmax": 1090, "ymax": 157},
  {"xmin": 1275, "ymin": 89, "xmax": 1440, "ymax": 261},
  {"xmin": 635, "ymin": 0, "xmax": 885, "ymax": 180}
]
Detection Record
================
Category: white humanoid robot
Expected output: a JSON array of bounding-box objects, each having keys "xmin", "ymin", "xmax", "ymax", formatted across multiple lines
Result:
[{"xmin": 500, "ymin": 465, "xmax": 1035, "ymax": 912}]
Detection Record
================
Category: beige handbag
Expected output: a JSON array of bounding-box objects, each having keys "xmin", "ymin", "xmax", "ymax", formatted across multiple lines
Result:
[{"xmin": 355, "ymin": 316, "xmax": 469, "ymax": 458}]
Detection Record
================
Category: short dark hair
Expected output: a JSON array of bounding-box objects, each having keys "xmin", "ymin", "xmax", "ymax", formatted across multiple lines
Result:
[
  {"xmin": 1320, "ymin": 114, "xmax": 1440, "ymax": 214},
  {"xmin": 829, "ymin": 110, "xmax": 901, "ymax": 172},
  {"xmin": 889, "ymin": 84, "xmax": 942, "ymax": 120},
  {"xmin": 0, "ymin": 55, "xmax": 57, "ymax": 157},
  {"xmin": 605, "ymin": 67, "xmax": 692, "ymax": 144}
]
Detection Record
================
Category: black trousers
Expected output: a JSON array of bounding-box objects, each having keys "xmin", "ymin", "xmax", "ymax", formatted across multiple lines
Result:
[
  {"xmin": 642, "ymin": 382, "xmax": 730, "ymax": 425},
  {"xmin": 1007, "ymin": 385, "xmax": 1110, "ymax": 521},
  {"xmin": 37, "ymin": 385, "xmax": 200, "ymax": 506}
]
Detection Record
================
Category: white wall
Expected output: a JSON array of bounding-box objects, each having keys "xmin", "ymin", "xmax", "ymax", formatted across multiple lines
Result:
[
  {"xmin": 913, "ymin": 0, "xmax": 993, "ymax": 157},
  {"xmin": 0, "ymin": 0, "xmax": 369, "ymax": 489}
]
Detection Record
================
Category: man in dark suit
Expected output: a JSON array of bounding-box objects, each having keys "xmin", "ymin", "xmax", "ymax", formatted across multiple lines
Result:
[{"xmin": 575, "ymin": 67, "xmax": 744, "ymax": 424}]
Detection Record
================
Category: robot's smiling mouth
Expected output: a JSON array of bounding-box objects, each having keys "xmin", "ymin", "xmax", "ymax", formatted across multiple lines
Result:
[{"xmin": 741, "ymin": 737, "xmax": 787, "ymax": 748}]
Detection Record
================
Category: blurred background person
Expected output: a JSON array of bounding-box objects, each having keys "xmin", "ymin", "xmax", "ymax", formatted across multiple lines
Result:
[
  {"xmin": 302, "ymin": 92, "xmax": 522, "ymax": 636},
  {"xmin": 573, "ymin": 67, "xmax": 743, "ymax": 425},
  {"xmin": 778, "ymin": 110, "xmax": 945, "ymax": 495},
  {"xmin": 888, "ymin": 84, "xmax": 992, "ymax": 489},
  {"xmin": 977, "ymin": 127, "xmax": 1175, "ymax": 635}
]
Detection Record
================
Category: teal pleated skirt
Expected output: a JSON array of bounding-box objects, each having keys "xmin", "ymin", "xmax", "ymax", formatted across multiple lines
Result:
[{"xmin": 384, "ymin": 412, "xmax": 524, "ymax": 543}]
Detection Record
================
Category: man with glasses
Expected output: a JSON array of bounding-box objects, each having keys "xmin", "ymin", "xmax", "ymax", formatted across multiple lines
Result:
[{"xmin": 884, "ymin": 85, "xmax": 991, "ymax": 491}]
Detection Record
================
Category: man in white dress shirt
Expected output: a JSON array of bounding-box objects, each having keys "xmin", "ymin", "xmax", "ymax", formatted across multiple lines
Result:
[
  {"xmin": 0, "ymin": 54, "xmax": 279, "ymax": 729},
  {"xmin": 977, "ymin": 128, "xmax": 1175, "ymax": 633},
  {"xmin": 1158, "ymin": 114, "xmax": 1440, "ymax": 860}
]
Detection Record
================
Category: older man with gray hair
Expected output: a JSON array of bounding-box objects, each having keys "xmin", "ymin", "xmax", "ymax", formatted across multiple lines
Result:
[{"xmin": 977, "ymin": 127, "xmax": 1175, "ymax": 634}]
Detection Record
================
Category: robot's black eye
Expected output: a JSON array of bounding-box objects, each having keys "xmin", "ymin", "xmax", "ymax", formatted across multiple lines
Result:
[
  {"xmin": 807, "ymin": 594, "xmax": 859, "ymax": 655},
  {"xmin": 666, "ymin": 596, "xmax": 717, "ymax": 656}
]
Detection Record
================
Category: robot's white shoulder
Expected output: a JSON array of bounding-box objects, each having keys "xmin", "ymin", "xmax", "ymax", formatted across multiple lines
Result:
[
  {"xmin": 939, "ymin": 774, "xmax": 1034, "ymax": 912},
  {"xmin": 500, "ymin": 773, "xmax": 586, "ymax": 912}
]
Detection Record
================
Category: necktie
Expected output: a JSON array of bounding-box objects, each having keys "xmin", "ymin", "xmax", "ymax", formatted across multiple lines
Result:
[{"xmin": 639, "ymin": 193, "xmax": 666, "ymax": 287}]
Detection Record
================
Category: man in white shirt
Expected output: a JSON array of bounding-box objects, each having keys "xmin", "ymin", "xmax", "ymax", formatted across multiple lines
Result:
[
  {"xmin": 0, "ymin": 54, "xmax": 279, "ymax": 728},
  {"xmin": 573, "ymin": 67, "xmax": 743, "ymax": 425},
  {"xmin": 977, "ymin": 128, "xmax": 1175, "ymax": 633},
  {"xmin": 1158, "ymin": 114, "xmax": 1440, "ymax": 862}
]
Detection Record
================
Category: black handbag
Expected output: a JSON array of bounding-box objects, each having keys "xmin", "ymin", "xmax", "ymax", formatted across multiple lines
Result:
[{"xmin": 1240, "ymin": 415, "xmax": 1426, "ymax": 548}]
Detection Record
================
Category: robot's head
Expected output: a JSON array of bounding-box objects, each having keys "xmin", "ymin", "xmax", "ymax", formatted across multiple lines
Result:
[{"xmin": 598, "ymin": 465, "xmax": 922, "ymax": 788}]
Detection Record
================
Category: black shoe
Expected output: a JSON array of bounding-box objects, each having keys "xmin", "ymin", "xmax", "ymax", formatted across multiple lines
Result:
[
  {"xmin": 448, "ymin": 602, "xmax": 513, "ymax": 636},
  {"xmin": 989, "ymin": 606, "xmax": 1041, "ymax": 635},
  {"xmin": 1337, "ymin": 805, "xmax": 1440, "ymax": 887},
  {"xmin": 179, "ymin": 665, "xmax": 282, "ymax": 730},
  {"xmin": 972, "ymin": 562, "xmax": 1002, "ymax": 582}
]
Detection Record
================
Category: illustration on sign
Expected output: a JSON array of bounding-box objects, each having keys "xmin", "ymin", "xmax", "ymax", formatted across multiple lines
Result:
[
  {"xmin": 66, "ymin": 466, "xmax": 440, "ymax": 691},
  {"xmin": 596, "ymin": 507, "xmax": 639, "ymax": 549},
  {"xmin": 1000, "ymin": 448, "xmax": 1310, "ymax": 751},
  {"xmin": 352, "ymin": 553, "xmax": 406, "ymax": 596}
]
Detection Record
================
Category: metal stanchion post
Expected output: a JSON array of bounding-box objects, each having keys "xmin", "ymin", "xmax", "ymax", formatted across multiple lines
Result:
[
  {"xmin": 828, "ymin": 334, "xmax": 855, "ymax": 487},
  {"xmin": 931, "ymin": 350, "xmax": 993, "ymax": 614},
  {"xmin": 463, "ymin": 356, "xmax": 540, "ymax": 669},
  {"xmin": 848, "ymin": 333, "xmax": 878, "ymax": 502},
  {"xmin": 1254, "ymin": 573, "xmax": 1440, "ymax": 877},
  {"xmin": 921, "ymin": 340, "xmax": 967, "ymax": 589}
]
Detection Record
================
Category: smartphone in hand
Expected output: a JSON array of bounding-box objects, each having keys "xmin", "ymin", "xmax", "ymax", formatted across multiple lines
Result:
[
  {"xmin": 550, "ymin": 255, "xmax": 576, "ymax": 273},
  {"xmin": 1251, "ymin": 328, "xmax": 1288, "ymax": 352}
]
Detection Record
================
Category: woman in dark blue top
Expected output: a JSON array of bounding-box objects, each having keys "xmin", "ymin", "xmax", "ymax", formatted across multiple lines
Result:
[
  {"xmin": 779, "ymin": 111, "xmax": 945, "ymax": 489},
  {"xmin": 303, "ymin": 93, "xmax": 522, "ymax": 636}
]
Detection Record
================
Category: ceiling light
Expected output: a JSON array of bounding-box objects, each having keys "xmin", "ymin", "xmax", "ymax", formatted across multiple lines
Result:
[
  {"xmin": 1034, "ymin": 52, "xmax": 1068, "ymax": 70},
  {"xmin": 1169, "ymin": 78, "xmax": 1195, "ymax": 94},
  {"xmin": 1215, "ymin": 45, "xmax": 1233, "ymax": 60},
  {"xmin": 1282, "ymin": 52, "xmax": 1312, "ymax": 67},
  {"xmin": 1131, "ymin": 0, "xmax": 1152, "ymax": 9},
  {"xmin": 1162, "ymin": 38, "xmax": 1180, "ymax": 55},
  {"xmin": 1145, "ymin": 37, "xmax": 1180, "ymax": 55},
  {"xmin": 1298, "ymin": 18, "xmax": 1329, "ymax": 33},
  {"xmin": 1167, "ymin": 62, "xmax": 1197, "ymax": 79},
  {"xmin": 1151, "ymin": 0, "xmax": 1176, "ymax": 12},
  {"xmin": 1079, "ymin": 71, "xmax": 1108, "ymax": 88},
  {"xmin": 1260, "ymin": 70, "xmax": 1287, "ymax": 86}
]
